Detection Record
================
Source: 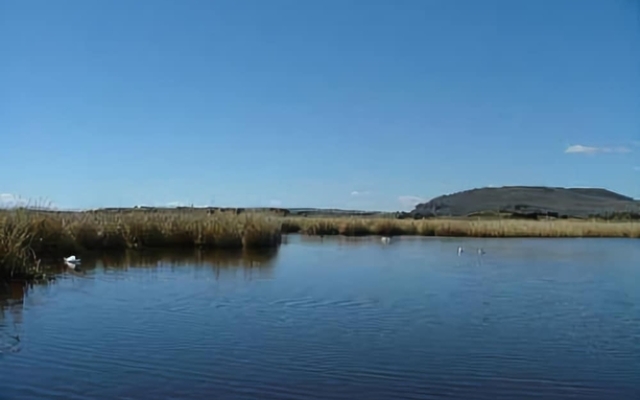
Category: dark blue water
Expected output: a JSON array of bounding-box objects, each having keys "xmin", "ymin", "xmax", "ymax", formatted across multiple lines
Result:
[{"xmin": 1, "ymin": 236, "xmax": 639, "ymax": 399}]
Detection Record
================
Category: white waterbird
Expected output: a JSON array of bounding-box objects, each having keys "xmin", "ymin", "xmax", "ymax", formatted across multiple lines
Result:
[{"xmin": 63, "ymin": 255, "xmax": 81, "ymax": 265}]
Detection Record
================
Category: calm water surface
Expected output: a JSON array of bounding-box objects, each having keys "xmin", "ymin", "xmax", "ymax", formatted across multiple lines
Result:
[{"xmin": 1, "ymin": 236, "xmax": 639, "ymax": 399}]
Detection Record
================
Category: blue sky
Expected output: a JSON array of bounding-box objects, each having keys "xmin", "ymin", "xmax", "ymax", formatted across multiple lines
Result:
[{"xmin": 1, "ymin": 0, "xmax": 639, "ymax": 211}]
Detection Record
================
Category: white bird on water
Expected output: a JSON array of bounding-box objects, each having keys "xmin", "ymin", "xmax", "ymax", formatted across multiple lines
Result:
[
  {"xmin": 63, "ymin": 255, "xmax": 81, "ymax": 268},
  {"xmin": 64, "ymin": 255, "xmax": 81, "ymax": 263},
  {"xmin": 381, "ymin": 236, "xmax": 391, "ymax": 244},
  {"xmin": 457, "ymin": 246, "xmax": 464, "ymax": 256},
  {"xmin": 477, "ymin": 248, "xmax": 485, "ymax": 255}
]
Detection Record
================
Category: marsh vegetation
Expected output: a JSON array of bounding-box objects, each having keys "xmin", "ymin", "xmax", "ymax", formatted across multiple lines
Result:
[
  {"xmin": 282, "ymin": 216, "xmax": 640, "ymax": 238},
  {"xmin": 1, "ymin": 208, "xmax": 639, "ymax": 282},
  {"xmin": 0, "ymin": 209, "xmax": 281, "ymax": 282}
]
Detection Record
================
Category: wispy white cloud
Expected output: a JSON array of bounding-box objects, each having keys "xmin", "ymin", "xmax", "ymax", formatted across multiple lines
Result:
[
  {"xmin": 565, "ymin": 144, "xmax": 631, "ymax": 155},
  {"xmin": 398, "ymin": 195, "xmax": 425, "ymax": 209},
  {"xmin": 0, "ymin": 194, "xmax": 56, "ymax": 209},
  {"xmin": 269, "ymin": 199, "xmax": 282, "ymax": 207},
  {"xmin": 350, "ymin": 190, "xmax": 371, "ymax": 196},
  {"xmin": 165, "ymin": 201, "xmax": 207, "ymax": 208},
  {"xmin": 1, "ymin": 193, "xmax": 18, "ymax": 202},
  {"xmin": 0, "ymin": 193, "xmax": 28, "ymax": 208}
]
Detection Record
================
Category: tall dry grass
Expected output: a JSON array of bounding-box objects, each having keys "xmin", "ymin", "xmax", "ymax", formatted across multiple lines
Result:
[
  {"xmin": 282, "ymin": 217, "xmax": 640, "ymax": 238},
  {"xmin": 0, "ymin": 209, "xmax": 282, "ymax": 281}
]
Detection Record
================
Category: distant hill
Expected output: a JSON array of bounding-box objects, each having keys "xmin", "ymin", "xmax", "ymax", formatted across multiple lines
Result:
[
  {"xmin": 410, "ymin": 186, "xmax": 640, "ymax": 219},
  {"xmin": 7, "ymin": 187, "xmax": 638, "ymax": 220}
]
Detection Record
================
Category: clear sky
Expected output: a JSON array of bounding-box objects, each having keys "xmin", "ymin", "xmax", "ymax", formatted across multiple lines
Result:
[{"xmin": 1, "ymin": 0, "xmax": 639, "ymax": 211}]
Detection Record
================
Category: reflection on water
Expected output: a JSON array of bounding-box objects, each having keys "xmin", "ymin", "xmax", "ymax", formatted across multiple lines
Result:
[
  {"xmin": 80, "ymin": 248, "xmax": 279, "ymax": 275},
  {"xmin": 23, "ymin": 248, "xmax": 281, "ymax": 281},
  {"xmin": 0, "ymin": 282, "xmax": 25, "ymax": 354},
  {"xmin": 0, "ymin": 249, "xmax": 279, "ymax": 356},
  {"xmin": 1, "ymin": 236, "xmax": 640, "ymax": 400}
]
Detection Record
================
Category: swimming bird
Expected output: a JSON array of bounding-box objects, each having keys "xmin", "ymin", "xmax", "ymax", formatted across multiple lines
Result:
[
  {"xmin": 63, "ymin": 255, "xmax": 81, "ymax": 265},
  {"xmin": 63, "ymin": 257, "xmax": 82, "ymax": 271},
  {"xmin": 381, "ymin": 236, "xmax": 391, "ymax": 244},
  {"xmin": 457, "ymin": 246, "xmax": 464, "ymax": 256},
  {"xmin": 477, "ymin": 248, "xmax": 485, "ymax": 255}
]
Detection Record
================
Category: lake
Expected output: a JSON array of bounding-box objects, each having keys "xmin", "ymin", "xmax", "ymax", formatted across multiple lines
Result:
[{"xmin": 1, "ymin": 236, "xmax": 639, "ymax": 399}]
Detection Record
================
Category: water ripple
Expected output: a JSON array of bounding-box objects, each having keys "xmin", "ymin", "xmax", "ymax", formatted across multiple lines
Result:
[{"xmin": 1, "ymin": 239, "xmax": 640, "ymax": 399}]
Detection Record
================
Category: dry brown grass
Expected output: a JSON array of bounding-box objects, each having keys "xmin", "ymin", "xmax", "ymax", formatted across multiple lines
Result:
[
  {"xmin": 0, "ymin": 209, "xmax": 282, "ymax": 281},
  {"xmin": 282, "ymin": 217, "xmax": 640, "ymax": 238}
]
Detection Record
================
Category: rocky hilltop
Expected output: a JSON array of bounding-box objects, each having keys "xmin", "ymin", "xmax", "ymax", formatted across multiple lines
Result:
[{"xmin": 410, "ymin": 186, "xmax": 640, "ymax": 219}]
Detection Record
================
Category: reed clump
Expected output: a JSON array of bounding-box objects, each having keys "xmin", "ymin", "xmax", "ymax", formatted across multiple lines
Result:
[
  {"xmin": 283, "ymin": 217, "xmax": 640, "ymax": 239},
  {"xmin": 0, "ymin": 209, "xmax": 282, "ymax": 282}
]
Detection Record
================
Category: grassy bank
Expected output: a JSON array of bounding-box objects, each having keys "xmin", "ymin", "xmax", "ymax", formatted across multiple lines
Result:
[
  {"xmin": 0, "ymin": 209, "xmax": 282, "ymax": 282},
  {"xmin": 281, "ymin": 217, "xmax": 640, "ymax": 238}
]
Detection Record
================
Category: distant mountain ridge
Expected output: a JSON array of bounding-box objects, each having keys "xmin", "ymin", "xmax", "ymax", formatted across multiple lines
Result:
[{"xmin": 411, "ymin": 186, "xmax": 640, "ymax": 218}]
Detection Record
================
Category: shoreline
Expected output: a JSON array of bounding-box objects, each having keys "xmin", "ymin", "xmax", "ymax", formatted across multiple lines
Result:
[{"xmin": 1, "ymin": 209, "xmax": 638, "ymax": 283}]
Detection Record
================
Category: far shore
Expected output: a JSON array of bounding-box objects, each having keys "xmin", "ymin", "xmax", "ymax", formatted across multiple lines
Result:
[
  {"xmin": 1, "ymin": 208, "xmax": 638, "ymax": 283},
  {"xmin": 281, "ymin": 216, "xmax": 640, "ymax": 238}
]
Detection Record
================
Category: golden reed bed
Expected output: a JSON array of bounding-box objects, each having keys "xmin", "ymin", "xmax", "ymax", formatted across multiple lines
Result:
[
  {"xmin": 0, "ymin": 209, "xmax": 281, "ymax": 281},
  {"xmin": 283, "ymin": 217, "xmax": 640, "ymax": 238},
  {"xmin": 1, "ymin": 209, "xmax": 638, "ymax": 281}
]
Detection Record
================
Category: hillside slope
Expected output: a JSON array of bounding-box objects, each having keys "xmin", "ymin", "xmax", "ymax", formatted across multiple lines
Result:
[{"xmin": 411, "ymin": 186, "xmax": 640, "ymax": 218}]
